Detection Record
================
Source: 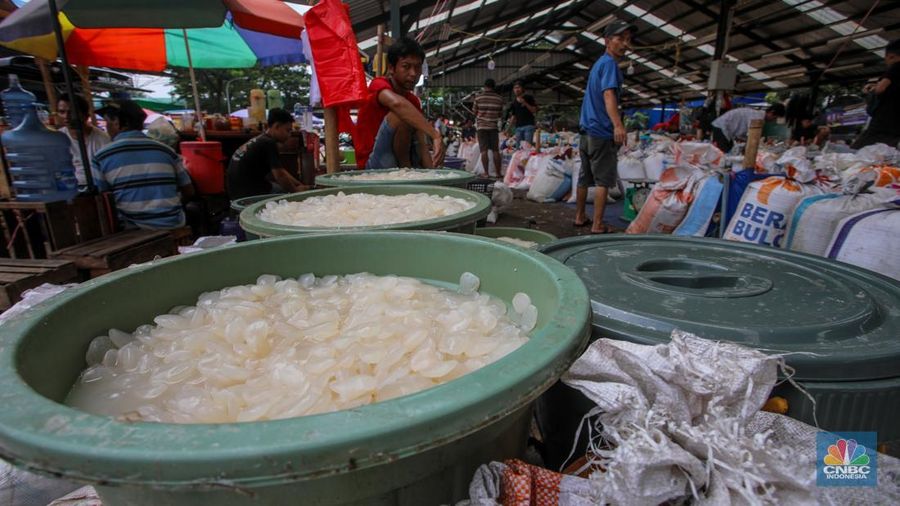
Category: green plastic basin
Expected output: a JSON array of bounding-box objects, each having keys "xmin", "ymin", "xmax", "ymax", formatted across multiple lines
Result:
[
  {"xmin": 0, "ymin": 232, "xmax": 590, "ymax": 505},
  {"xmin": 316, "ymin": 169, "xmax": 475, "ymax": 188},
  {"xmin": 474, "ymin": 227, "xmax": 558, "ymax": 248},
  {"xmin": 229, "ymin": 193, "xmax": 284, "ymax": 213},
  {"xmin": 239, "ymin": 185, "xmax": 491, "ymax": 239}
]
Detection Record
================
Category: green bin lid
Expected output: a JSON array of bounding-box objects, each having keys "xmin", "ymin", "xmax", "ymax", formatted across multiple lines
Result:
[{"xmin": 540, "ymin": 236, "xmax": 900, "ymax": 382}]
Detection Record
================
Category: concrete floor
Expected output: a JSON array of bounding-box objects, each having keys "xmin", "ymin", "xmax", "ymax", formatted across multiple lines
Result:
[{"xmin": 491, "ymin": 190, "xmax": 630, "ymax": 239}]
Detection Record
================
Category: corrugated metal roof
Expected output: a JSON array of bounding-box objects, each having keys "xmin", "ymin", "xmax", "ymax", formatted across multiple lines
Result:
[{"xmin": 346, "ymin": 0, "xmax": 899, "ymax": 106}]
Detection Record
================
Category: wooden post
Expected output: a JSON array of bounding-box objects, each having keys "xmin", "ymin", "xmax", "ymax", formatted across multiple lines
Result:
[
  {"xmin": 323, "ymin": 107, "xmax": 340, "ymax": 173},
  {"xmin": 375, "ymin": 25, "xmax": 385, "ymax": 77},
  {"xmin": 743, "ymin": 119, "xmax": 764, "ymax": 169},
  {"xmin": 36, "ymin": 58, "xmax": 57, "ymax": 115},
  {"xmin": 76, "ymin": 65, "xmax": 94, "ymax": 118}
]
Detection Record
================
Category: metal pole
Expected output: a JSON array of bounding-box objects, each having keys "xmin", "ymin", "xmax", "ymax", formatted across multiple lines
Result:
[
  {"xmin": 390, "ymin": 0, "xmax": 402, "ymax": 39},
  {"xmin": 182, "ymin": 29, "xmax": 206, "ymax": 142},
  {"xmin": 48, "ymin": 0, "xmax": 94, "ymax": 192},
  {"xmin": 225, "ymin": 77, "xmax": 248, "ymax": 116}
]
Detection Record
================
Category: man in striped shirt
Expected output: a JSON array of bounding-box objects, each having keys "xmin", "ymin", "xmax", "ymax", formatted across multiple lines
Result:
[
  {"xmin": 473, "ymin": 79, "xmax": 504, "ymax": 178},
  {"xmin": 92, "ymin": 100, "xmax": 194, "ymax": 230}
]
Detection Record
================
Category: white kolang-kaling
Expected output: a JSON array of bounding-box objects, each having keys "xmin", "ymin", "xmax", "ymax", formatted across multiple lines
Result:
[
  {"xmin": 258, "ymin": 192, "xmax": 475, "ymax": 227},
  {"xmin": 66, "ymin": 273, "xmax": 535, "ymax": 424},
  {"xmin": 494, "ymin": 236, "xmax": 538, "ymax": 249},
  {"xmin": 332, "ymin": 169, "xmax": 456, "ymax": 181}
]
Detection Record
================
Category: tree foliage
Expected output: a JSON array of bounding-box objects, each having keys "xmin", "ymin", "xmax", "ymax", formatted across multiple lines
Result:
[{"xmin": 169, "ymin": 65, "xmax": 311, "ymax": 114}]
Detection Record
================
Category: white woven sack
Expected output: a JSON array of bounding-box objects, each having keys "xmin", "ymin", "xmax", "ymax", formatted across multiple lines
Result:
[
  {"xmin": 643, "ymin": 152, "xmax": 667, "ymax": 181},
  {"xmin": 617, "ymin": 156, "xmax": 645, "ymax": 180},
  {"xmin": 785, "ymin": 188, "xmax": 897, "ymax": 256},
  {"xmin": 724, "ymin": 176, "xmax": 824, "ymax": 248},
  {"xmin": 826, "ymin": 205, "xmax": 900, "ymax": 281},
  {"xmin": 526, "ymin": 163, "xmax": 565, "ymax": 202}
]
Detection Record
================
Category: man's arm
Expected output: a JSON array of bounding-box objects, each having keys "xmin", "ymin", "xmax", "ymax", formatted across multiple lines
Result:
[
  {"xmin": 377, "ymin": 89, "xmax": 444, "ymax": 164},
  {"xmin": 864, "ymin": 77, "xmax": 892, "ymax": 95},
  {"xmin": 603, "ymin": 89, "xmax": 626, "ymax": 145},
  {"xmin": 271, "ymin": 168, "xmax": 308, "ymax": 193}
]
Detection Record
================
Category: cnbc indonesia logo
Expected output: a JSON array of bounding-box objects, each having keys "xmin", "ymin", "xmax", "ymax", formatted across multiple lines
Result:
[{"xmin": 821, "ymin": 438, "xmax": 872, "ymax": 481}]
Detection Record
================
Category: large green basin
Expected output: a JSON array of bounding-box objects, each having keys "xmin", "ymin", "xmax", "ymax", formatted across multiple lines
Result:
[
  {"xmin": 0, "ymin": 232, "xmax": 591, "ymax": 505},
  {"xmin": 474, "ymin": 227, "xmax": 558, "ymax": 248},
  {"xmin": 316, "ymin": 169, "xmax": 475, "ymax": 188},
  {"xmin": 240, "ymin": 185, "xmax": 491, "ymax": 239}
]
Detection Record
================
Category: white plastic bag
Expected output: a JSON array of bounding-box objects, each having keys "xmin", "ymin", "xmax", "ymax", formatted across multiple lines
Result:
[{"xmin": 146, "ymin": 117, "xmax": 179, "ymax": 148}]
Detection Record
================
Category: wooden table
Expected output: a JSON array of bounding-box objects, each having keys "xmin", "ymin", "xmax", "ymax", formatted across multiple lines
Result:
[
  {"xmin": 0, "ymin": 258, "xmax": 78, "ymax": 310},
  {"xmin": 50, "ymin": 229, "xmax": 176, "ymax": 279}
]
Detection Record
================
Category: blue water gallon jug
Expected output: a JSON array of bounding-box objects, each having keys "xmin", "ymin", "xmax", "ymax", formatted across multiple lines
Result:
[
  {"xmin": 1, "ymin": 74, "xmax": 37, "ymax": 129},
  {"xmin": 2, "ymin": 105, "xmax": 78, "ymax": 202}
]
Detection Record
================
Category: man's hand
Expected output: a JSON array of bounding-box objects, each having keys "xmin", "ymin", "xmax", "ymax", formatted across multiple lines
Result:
[
  {"xmin": 516, "ymin": 96, "xmax": 525, "ymax": 104},
  {"xmin": 614, "ymin": 125, "xmax": 627, "ymax": 146},
  {"xmin": 863, "ymin": 83, "xmax": 876, "ymax": 93},
  {"xmin": 431, "ymin": 133, "xmax": 446, "ymax": 167}
]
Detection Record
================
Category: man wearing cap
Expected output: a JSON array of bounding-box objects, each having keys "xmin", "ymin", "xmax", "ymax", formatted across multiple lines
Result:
[
  {"xmin": 574, "ymin": 20, "xmax": 634, "ymax": 234},
  {"xmin": 91, "ymin": 100, "xmax": 195, "ymax": 230}
]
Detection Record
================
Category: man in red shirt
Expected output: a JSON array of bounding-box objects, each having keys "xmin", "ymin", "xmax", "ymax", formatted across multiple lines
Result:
[{"xmin": 354, "ymin": 37, "xmax": 445, "ymax": 169}]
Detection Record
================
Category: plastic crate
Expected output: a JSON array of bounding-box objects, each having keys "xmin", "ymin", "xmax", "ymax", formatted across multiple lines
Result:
[{"xmin": 467, "ymin": 178, "xmax": 495, "ymax": 198}]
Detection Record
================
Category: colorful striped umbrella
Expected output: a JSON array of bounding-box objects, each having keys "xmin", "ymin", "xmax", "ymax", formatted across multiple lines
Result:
[{"xmin": 0, "ymin": 0, "xmax": 309, "ymax": 70}]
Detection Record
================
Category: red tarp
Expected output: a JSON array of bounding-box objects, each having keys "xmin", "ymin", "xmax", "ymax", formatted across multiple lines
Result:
[{"xmin": 304, "ymin": 0, "xmax": 367, "ymax": 134}]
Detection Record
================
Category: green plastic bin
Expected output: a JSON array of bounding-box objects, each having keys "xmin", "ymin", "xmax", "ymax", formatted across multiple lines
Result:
[
  {"xmin": 0, "ymin": 232, "xmax": 591, "ymax": 506},
  {"xmin": 240, "ymin": 185, "xmax": 491, "ymax": 239},
  {"xmin": 474, "ymin": 227, "xmax": 558, "ymax": 249},
  {"xmin": 316, "ymin": 169, "xmax": 475, "ymax": 188},
  {"xmin": 229, "ymin": 193, "xmax": 284, "ymax": 213},
  {"xmin": 536, "ymin": 235, "xmax": 900, "ymax": 468}
]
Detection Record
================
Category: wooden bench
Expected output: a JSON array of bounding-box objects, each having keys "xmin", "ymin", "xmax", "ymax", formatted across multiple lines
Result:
[
  {"xmin": 0, "ymin": 258, "xmax": 79, "ymax": 310},
  {"xmin": 50, "ymin": 229, "xmax": 176, "ymax": 279}
]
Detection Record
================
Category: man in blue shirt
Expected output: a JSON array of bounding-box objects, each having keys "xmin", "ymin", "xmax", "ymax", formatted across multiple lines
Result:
[
  {"xmin": 574, "ymin": 20, "xmax": 634, "ymax": 234},
  {"xmin": 92, "ymin": 100, "xmax": 194, "ymax": 230}
]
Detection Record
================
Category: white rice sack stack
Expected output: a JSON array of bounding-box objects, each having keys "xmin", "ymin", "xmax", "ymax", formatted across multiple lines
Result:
[
  {"xmin": 66, "ymin": 272, "xmax": 536, "ymax": 423},
  {"xmin": 526, "ymin": 162, "xmax": 566, "ymax": 202},
  {"xmin": 825, "ymin": 202, "xmax": 900, "ymax": 281},
  {"xmin": 333, "ymin": 169, "xmax": 455, "ymax": 181},
  {"xmin": 843, "ymin": 164, "xmax": 900, "ymax": 188},
  {"xmin": 785, "ymin": 184, "xmax": 898, "ymax": 256},
  {"xmin": 642, "ymin": 152, "xmax": 669, "ymax": 181},
  {"xmin": 724, "ymin": 165, "xmax": 825, "ymax": 248},
  {"xmin": 258, "ymin": 192, "xmax": 475, "ymax": 228},
  {"xmin": 617, "ymin": 156, "xmax": 646, "ymax": 180},
  {"xmin": 855, "ymin": 143, "xmax": 900, "ymax": 164},
  {"xmin": 672, "ymin": 141, "xmax": 724, "ymax": 169},
  {"xmin": 626, "ymin": 166, "xmax": 704, "ymax": 235}
]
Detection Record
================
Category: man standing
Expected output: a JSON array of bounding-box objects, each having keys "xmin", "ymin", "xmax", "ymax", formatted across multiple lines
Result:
[
  {"xmin": 853, "ymin": 40, "xmax": 900, "ymax": 149},
  {"xmin": 354, "ymin": 37, "xmax": 445, "ymax": 169},
  {"xmin": 473, "ymin": 78, "xmax": 504, "ymax": 178},
  {"xmin": 227, "ymin": 108, "xmax": 308, "ymax": 200},
  {"xmin": 710, "ymin": 104, "xmax": 785, "ymax": 153},
  {"xmin": 92, "ymin": 100, "xmax": 194, "ymax": 230},
  {"xmin": 574, "ymin": 20, "xmax": 634, "ymax": 234},
  {"xmin": 507, "ymin": 80, "xmax": 538, "ymax": 145},
  {"xmin": 57, "ymin": 95, "xmax": 110, "ymax": 186}
]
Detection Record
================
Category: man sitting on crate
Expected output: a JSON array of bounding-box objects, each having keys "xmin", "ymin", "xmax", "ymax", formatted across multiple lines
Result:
[
  {"xmin": 354, "ymin": 37, "xmax": 445, "ymax": 169},
  {"xmin": 91, "ymin": 100, "xmax": 195, "ymax": 230},
  {"xmin": 226, "ymin": 108, "xmax": 308, "ymax": 200}
]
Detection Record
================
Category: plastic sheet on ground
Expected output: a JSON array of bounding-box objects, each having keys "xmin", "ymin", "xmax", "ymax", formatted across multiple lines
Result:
[{"xmin": 460, "ymin": 332, "xmax": 900, "ymax": 506}]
